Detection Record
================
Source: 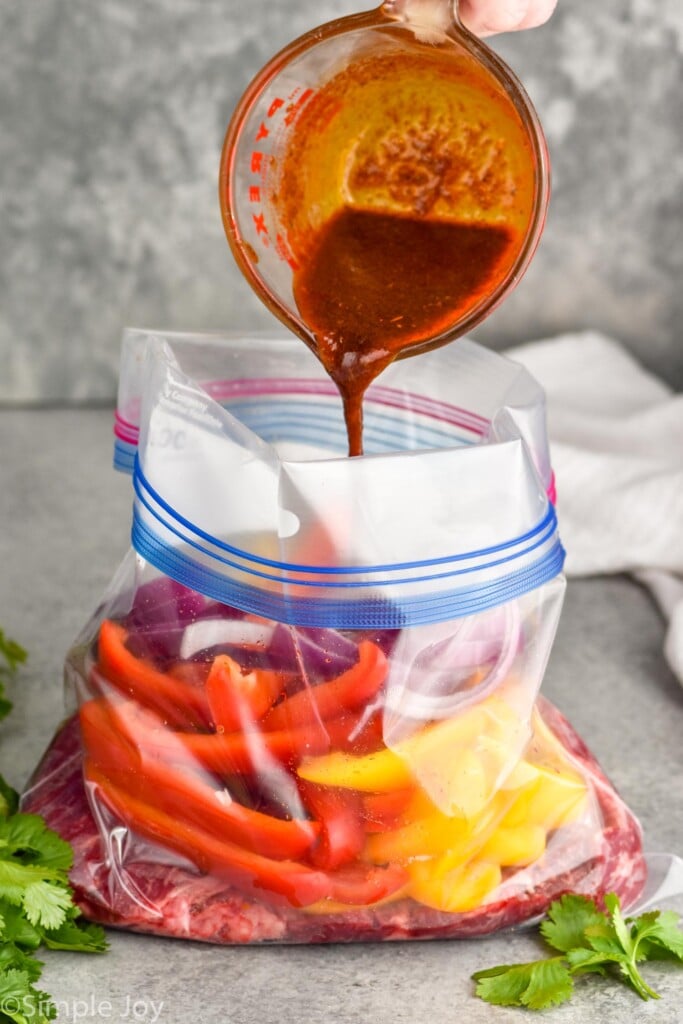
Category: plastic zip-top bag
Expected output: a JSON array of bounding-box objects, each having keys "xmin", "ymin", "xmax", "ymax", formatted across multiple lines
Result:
[
  {"xmin": 112, "ymin": 328, "xmax": 556, "ymax": 505},
  {"xmin": 23, "ymin": 333, "xmax": 645, "ymax": 944}
]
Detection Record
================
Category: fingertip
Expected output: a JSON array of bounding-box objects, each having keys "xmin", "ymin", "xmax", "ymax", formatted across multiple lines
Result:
[
  {"xmin": 515, "ymin": 0, "xmax": 558, "ymax": 30},
  {"xmin": 459, "ymin": 0, "xmax": 556, "ymax": 36},
  {"xmin": 459, "ymin": 0, "xmax": 528, "ymax": 36}
]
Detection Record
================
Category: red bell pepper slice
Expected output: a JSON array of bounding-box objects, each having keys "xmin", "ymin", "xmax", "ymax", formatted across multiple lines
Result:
[
  {"xmin": 168, "ymin": 661, "xmax": 211, "ymax": 687},
  {"xmin": 95, "ymin": 619, "xmax": 210, "ymax": 728},
  {"xmin": 79, "ymin": 698, "xmax": 320, "ymax": 860},
  {"xmin": 86, "ymin": 763, "xmax": 408, "ymax": 909},
  {"xmin": 327, "ymin": 861, "xmax": 408, "ymax": 906},
  {"xmin": 263, "ymin": 640, "xmax": 387, "ymax": 733},
  {"xmin": 205, "ymin": 654, "xmax": 284, "ymax": 733},
  {"xmin": 85, "ymin": 764, "xmax": 331, "ymax": 908},
  {"xmin": 362, "ymin": 788, "xmax": 416, "ymax": 833},
  {"xmin": 299, "ymin": 781, "xmax": 365, "ymax": 870},
  {"xmin": 97, "ymin": 696, "xmax": 358, "ymax": 776},
  {"xmin": 332, "ymin": 709, "xmax": 385, "ymax": 756}
]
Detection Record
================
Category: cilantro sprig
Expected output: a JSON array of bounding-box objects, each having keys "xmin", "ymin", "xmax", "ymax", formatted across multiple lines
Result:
[
  {"xmin": 473, "ymin": 892, "xmax": 683, "ymax": 1010},
  {"xmin": 0, "ymin": 631, "xmax": 107, "ymax": 1023}
]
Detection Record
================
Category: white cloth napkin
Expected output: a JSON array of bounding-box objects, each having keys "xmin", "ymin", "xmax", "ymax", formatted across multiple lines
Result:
[{"xmin": 507, "ymin": 331, "xmax": 683, "ymax": 685}]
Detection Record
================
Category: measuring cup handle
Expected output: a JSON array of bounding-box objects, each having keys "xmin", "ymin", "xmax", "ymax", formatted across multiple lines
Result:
[{"xmin": 380, "ymin": 0, "xmax": 462, "ymax": 33}]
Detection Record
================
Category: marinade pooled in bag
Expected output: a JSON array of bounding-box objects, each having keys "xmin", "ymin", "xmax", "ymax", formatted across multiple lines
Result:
[{"xmin": 22, "ymin": 336, "xmax": 645, "ymax": 944}]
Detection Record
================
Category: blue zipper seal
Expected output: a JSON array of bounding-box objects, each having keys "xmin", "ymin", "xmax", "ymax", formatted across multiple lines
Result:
[
  {"xmin": 131, "ymin": 463, "xmax": 565, "ymax": 628},
  {"xmin": 133, "ymin": 457, "xmax": 557, "ymax": 579}
]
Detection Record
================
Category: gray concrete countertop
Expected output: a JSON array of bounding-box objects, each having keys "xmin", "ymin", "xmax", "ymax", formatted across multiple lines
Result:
[{"xmin": 0, "ymin": 407, "xmax": 682, "ymax": 1024}]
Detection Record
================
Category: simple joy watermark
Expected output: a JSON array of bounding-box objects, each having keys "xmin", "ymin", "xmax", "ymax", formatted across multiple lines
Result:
[{"xmin": 0, "ymin": 994, "xmax": 164, "ymax": 1021}]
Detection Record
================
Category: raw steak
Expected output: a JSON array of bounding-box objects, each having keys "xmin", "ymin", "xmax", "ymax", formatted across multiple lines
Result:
[{"xmin": 22, "ymin": 696, "xmax": 645, "ymax": 944}]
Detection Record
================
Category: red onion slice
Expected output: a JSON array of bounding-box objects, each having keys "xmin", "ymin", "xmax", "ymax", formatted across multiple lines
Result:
[
  {"xmin": 384, "ymin": 602, "xmax": 522, "ymax": 722},
  {"xmin": 180, "ymin": 619, "xmax": 275, "ymax": 661}
]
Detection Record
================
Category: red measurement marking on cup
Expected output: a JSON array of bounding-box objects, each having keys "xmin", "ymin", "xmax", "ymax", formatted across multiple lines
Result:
[
  {"xmin": 248, "ymin": 88, "xmax": 315, "ymax": 260},
  {"xmin": 253, "ymin": 213, "xmax": 268, "ymax": 238},
  {"xmin": 275, "ymin": 233, "xmax": 299, "ymax": 271},
  {"xmin": 284, "ymin": 87, "xmax": 313, "ymax": 126}
]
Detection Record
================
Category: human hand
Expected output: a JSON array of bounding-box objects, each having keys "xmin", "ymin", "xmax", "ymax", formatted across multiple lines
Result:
[{"xmin": 459, "ymin": 0, "xmax": 557, "ymax": 35}]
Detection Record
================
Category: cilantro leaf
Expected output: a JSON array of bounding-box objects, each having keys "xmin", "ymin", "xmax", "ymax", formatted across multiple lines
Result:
[
  {"xmin": 21, "ymin": 884, "xmax": 72, "ymax": 932},
  {"xmin": 0, "ymin": 944, "xmax": 44, "ymax": 984},
  {"xmin": 0, "ymin": 816, "xmax": 73, "ymax": 873},
  {"xmin": 0, "ymin": 780, "xmax": 19, "ymax": 822},
  {"xmin": 0, "ymin": 967, "xmax": 55, "ymax": 1024},
  {"xmin": 42, "ymin": 916, "xmax": 108, "ymax": 954},
  {"xmin": 0, "ymin": 631, "xmax": 26, "ymax": 725},
  {"xmin": 566, "ymin": 946, "xmax": 624, "ymax": 975},
  {"xmin": 0, "ymin": 697, "xmax": 12, "ymax": 725},
  {"xmin": 631, "ymin": 910, "xmax": 683, "ymax": 962},
  {"xmin": 520, "ymin": 959, "xmax": 575, "ymax": 1009},
  {"xmin": 540, "ymin": 893, "xmax": 606, "ymax": 953},
  {"xmin": 0, "ymin": 861, "xmax": 66, "ymax": 910},
  {"xmin": 605, "ymin": 893, "xmax": 633, "ymax": 953},
  {"xmin": 472, "ymin": 963, "xmax": 534, "ymax": 1005},
  {"xmin": 0, "ymin": 902, "xmax": 43, "ymax": 951},
  {"xmin": 0, "ymin": 634, "xmax": 26, "ymax": 679},
  {"xmin": 601, "ymin": 893, "xmax": 661, "ymax": 1000},
  {"xmin": 473, "ymin": 958, "xmax": 574, "ymax": 1009},
  {"xmin": 0, "ymin": 815, "xmax": 77, "ymax": 934}
]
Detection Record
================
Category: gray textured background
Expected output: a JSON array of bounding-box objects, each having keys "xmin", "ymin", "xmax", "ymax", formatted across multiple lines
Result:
[{"xmin": 1, "ymin": 0, "xmax": 681, "ymax": 403}]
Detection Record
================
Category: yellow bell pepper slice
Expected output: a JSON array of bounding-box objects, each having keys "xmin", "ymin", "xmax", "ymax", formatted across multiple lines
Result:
[
  {"xmin": 408, "ymin": 858, "xmax": 502, "ymax": 913},
  {"xmin": 363, "ymin": 790, "xmax": 510, "ymax": 865},
  {"xmin": 502, "ymin": 766, "xmax": 588, "ymax": 831},
  {"xmin": 297, "ymin": 745, "xmax": 414, "ymax": 792},
  {"xmin": 501, "ymin": 709, "xmax": 589, "ymax": 830},
  {"xmin": 364, "ymin": 808, "xmax": 471, "ymax": 864},
  {"xmin": 479, "ymin": 823, "xmax": 546, "ymax": 867},
  {"xmin": 401, "ymin": 697, "xmax": 526, "ymax": 817},
  {"xmin": 299, "ymin": 694, "xmax": 527, "ymax": 819}
]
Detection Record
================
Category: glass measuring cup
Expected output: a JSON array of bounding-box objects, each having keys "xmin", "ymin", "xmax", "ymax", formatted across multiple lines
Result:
[{"xmin": 219, "ymin": 0, "xmax": 550, "ymax": 453}]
